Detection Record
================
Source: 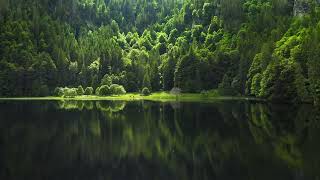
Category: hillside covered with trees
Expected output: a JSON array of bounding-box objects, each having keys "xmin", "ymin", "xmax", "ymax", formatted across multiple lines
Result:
[{"xmin": 1, "ymin": 0, "xmax": 320, "ymax": 103}]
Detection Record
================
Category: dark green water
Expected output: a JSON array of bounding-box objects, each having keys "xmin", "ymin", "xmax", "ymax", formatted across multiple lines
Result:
[{"xmin": 0, "ymin": 100, "xmax": 320, "ymax": 180}]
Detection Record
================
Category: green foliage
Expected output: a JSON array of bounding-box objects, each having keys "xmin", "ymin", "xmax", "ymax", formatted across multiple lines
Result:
[
  {"xmin": 218, "ymin": 74, "xmax": 238, "ymax": 96},
  {"xmin": 141, "ymin": 87, "xmax": 151, "ymax": 96},
  {"xmin": 54, "ymin": 87, "xmax": 64, "ymax": 97},
  {"xmin": 221, "ymin": 0, "xmax": 244, "ymax": 31},
  {"xmin": 99, "ymin": 85, "xmax": 111, "ymax": 96},
  {"xmin": 63, "ymin": 88, "xmax": 78, "ymax": 98},
  {"xmin": 161, "ymin": 53, "xmax": 176, "ymax": 91},
  {"xmin": 1, "ymin": 0, "xmax": 320, "ymax": 103},
  {"xmin": 101, "ymin": 74, "xmax": 112, "ymax": 86},
  {"xmin": 174, "ymin": 47, "xmax": 200, "ymax": 92},
  {"xmin": 109, "ymin": 84, "xmax": 126, "ymax": 95},
  {"xmin": 97, "ymin": 84, "xmax": 126, "ymax": 96},
  {"xmin": 77, "ymin": 85, "xmax": 85, "ymax": 96},
  {"xmin": 54, "ymin": 87, "xmax": 86, "ymax": 97},
  {"xmin": 250, "ymin": 73, "xmax": 262, "ymax": 97},
  {"xmin": 84, "ymin": 87, "xmax": 94, "ymax": 95},
  {"xmin": 95, "ymin": 87, "xmax": 101, "ymax": 96},
  {"xmin": 142, "ymin": 66, "xmax": 152, "ymax": 90}
]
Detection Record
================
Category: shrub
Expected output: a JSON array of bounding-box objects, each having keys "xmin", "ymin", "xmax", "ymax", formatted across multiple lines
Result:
[
  {"xmin": 84, "ymin": 87, "xmax": 94, "ymax": 95},
  {"xmin": 95, "ymin": 87, "xmax": 101, "ymax": 95},
  {"xmin": 77, "ymin": 85, "xmax": 84, "ymax": 96},
  {"xmin": 94, "ymin": 84, "xmax": 127, "ymax": 96},
  {"xmin": 110, "ymin": 84, "xmax": 126, "ymax": 95},
  {"xmin": 64, "ymin": 88, "xmax": 77, "ymax": 98},
  {"xmin": 99, "ymin": 85, "xmax": 111, "ymax": 96},
  {"xmin": 54, "ymin": 87, "xmax": 64, "ymax": 97},
  {"xmin": 141, "ymin": 87, "xmax": 151, "ymax": 96}
]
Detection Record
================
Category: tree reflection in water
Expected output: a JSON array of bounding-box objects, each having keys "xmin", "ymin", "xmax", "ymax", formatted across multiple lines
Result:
[{"xmin": 0, "ymin": 100, "xmax": 319, "ymax": 179}]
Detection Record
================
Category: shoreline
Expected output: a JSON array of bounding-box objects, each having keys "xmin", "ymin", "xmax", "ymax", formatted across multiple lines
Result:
[{"xmin": 0, "ymin": 92, "xmax": 266, "ymax": 103}]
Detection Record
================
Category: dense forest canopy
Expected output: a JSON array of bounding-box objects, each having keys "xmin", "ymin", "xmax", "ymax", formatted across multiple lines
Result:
[{"xmin": 0, "ymin": 0, "xmax": 320, "ymax": 103}]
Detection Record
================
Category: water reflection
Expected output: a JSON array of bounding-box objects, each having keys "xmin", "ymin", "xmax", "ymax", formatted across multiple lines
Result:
[
  {"xmin": 56, "ymin": 100, "xmax": 126, "ymax": 112},
  {"xmin": 0, "ymin": 100, "xmax": 319, "ymax": 179}
]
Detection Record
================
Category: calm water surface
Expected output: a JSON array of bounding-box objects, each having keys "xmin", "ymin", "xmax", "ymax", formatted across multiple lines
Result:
[{"xmin": 0, "ymin": 100, "xmax": 319, "ymax": 180}]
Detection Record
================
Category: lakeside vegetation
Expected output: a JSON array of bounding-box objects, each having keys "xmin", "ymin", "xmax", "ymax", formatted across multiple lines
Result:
[{"xmin": 0, "ymin": 91, "xmax": 265, "ymax": 102}]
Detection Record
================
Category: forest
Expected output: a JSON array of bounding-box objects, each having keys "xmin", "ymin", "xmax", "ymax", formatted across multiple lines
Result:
[{"xmin": 1, "ymin": 0, "xmax": 320, "ymax": 103}]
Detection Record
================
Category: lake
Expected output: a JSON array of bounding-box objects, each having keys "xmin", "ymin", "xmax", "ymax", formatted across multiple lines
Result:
[{"xmin": 0, "ymin": 100, "xmax": 319, "ymax": 180}]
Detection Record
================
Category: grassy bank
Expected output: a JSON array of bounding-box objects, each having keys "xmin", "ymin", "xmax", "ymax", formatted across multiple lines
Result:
[{"xmin": 0, "ymin": 92, "xmax": 265, "ymax": 103}]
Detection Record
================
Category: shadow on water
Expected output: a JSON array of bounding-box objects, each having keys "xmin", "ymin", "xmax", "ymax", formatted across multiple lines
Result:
[{"xmin": 0, "ymin": 100, "xmax": 320, "ymax": 180}]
